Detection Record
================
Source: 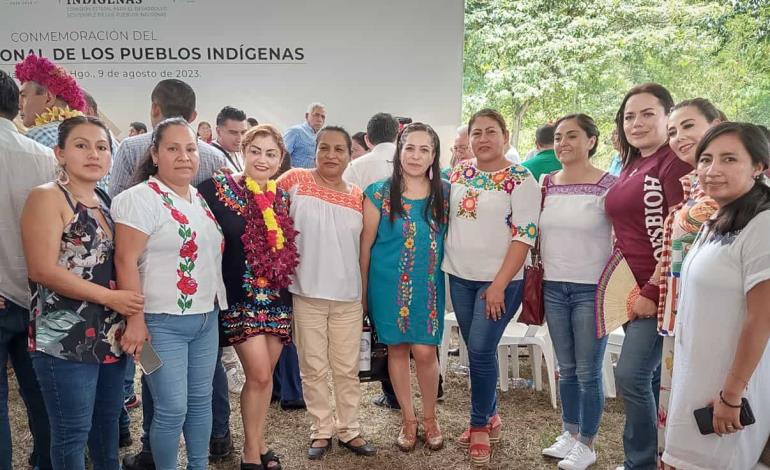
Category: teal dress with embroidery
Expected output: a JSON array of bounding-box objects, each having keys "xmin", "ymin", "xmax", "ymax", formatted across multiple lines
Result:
[{"xmin": 365, "ymin": 179, "xmax": 449, "ymax": 345}]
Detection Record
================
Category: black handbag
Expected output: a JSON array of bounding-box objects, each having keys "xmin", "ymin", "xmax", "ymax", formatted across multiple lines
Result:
[{"xmin": 358, "ymin": 315, "xmax": 389, "ymax": 383}]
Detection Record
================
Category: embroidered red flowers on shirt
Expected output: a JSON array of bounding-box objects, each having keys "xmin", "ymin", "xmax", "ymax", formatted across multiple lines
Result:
[{"xmin": 146, "ymin": 180, "xmax": 200, "ymax": 313}]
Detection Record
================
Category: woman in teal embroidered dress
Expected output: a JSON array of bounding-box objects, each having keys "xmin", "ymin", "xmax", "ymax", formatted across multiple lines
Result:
[{"xmin": 360, "ymin": 123, "xmax": 449, "ymax": 453}]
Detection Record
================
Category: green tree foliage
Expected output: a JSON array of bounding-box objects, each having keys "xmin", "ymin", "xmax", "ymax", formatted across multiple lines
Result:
[{"xmin": 463, "ymin": 0, "xmax": 770, "ymax": 166}]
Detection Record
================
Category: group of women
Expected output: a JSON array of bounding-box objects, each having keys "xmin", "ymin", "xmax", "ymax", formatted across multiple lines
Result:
[
  {"xmin": 537, "ymin": 84, "xmax": 770, "ymax": 470},
  {"xmin": 17, "ymin": 81, "xmax": 770, "ymax": 470}
]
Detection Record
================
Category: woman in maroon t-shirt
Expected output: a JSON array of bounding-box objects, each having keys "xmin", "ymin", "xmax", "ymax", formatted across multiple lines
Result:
[{"xmin": 603, "ymin": 83, "xmax": 692, "ymax": 470}]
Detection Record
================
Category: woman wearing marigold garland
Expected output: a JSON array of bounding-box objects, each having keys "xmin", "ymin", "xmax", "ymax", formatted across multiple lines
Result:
[
  {"xmin": 360, "ymin": 123, "xmax": 449, "ymax": 452},
  {"xmin": 112, "ymin": 118, "xmax": 227, "ymax": 470},
  {"xmin": 198, "ymin": 124, "xmax": 298, "ymax": 470}
]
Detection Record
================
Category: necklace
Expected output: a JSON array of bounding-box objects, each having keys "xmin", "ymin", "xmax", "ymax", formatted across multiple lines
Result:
[{"xmin": 244, "ymin": 177, "xmax": 285, "ymax": 250}]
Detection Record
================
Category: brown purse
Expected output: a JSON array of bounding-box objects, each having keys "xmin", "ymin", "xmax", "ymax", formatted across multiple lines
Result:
[{"xmin": 519, "ymin": 180, "xmax": 547, "ymax": 326}]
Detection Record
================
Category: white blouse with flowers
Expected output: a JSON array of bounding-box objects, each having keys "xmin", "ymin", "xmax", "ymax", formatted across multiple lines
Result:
[
  {"xmin": 442, "ymin": 161, "xmax": 541, "ymax": 282},
  {"xmin": 111, "ymin": 176, "xmax": 227, "ymax": 315}
]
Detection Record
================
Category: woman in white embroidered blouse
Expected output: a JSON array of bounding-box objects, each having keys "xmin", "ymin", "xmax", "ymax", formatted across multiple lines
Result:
[
  {"xmin": 442, "ymin": 108, "xmax": 540, "ymax": 466},
  {"xmin": 112, "ymin": 118, "xmax": 226, "ymax": 470},
  {"xmin": 277, "ymin": 126, "xmax": 377, "ymax": 460},
  {"xmin": 539, "ymin": 114, "xmax": 617, "ymax": 470}
]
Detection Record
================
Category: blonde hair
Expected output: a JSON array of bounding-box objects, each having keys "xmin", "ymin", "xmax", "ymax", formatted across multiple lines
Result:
[{"xmin": 241, "ymin": 124, "xmax": 287, "ymax": 157}]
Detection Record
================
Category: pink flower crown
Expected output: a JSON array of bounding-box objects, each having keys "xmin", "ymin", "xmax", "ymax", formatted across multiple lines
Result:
[{"xmin": 15, "ymin": 54, "xmax": 86, "ymax": 112}]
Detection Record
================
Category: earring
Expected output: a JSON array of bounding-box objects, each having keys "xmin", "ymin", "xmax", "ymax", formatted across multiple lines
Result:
[
  {"xmin": 428, "ymin": 167, "xmax": 434, "ymax": 180},
  {"xmin": 153, "ymin": 161, "xmax": 158, "ymax": 167},
  {"xmin": 56, "ymin": 164, "xmax": 70, "ymax": 185}
]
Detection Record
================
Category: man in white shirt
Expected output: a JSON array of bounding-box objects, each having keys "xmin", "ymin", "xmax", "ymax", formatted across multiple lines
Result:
[
  {"xmin": 210, "ymin": 105, "xmax": 247, "ymax": 172},
  {"xmin": 342, "ymin": 112, "xmax": 399, "ymax": 190},
  {"xmin": 0, "ymin": 69, "xmax": 55, "ymax": 470}
]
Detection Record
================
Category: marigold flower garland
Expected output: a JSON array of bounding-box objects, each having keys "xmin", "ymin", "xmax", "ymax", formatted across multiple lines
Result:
[
  {"xmin": 34, "ymin": 106, "xmax": 83, "ymax": 127},
  {"xmin": 244, "ymin": 177, "xmax": 285, "ymax": 250}
]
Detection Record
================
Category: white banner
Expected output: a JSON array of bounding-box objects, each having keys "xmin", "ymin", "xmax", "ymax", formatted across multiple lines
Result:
[{"xmin": 1, "ymin": 0, "xmax": 464, "ymax": 157}]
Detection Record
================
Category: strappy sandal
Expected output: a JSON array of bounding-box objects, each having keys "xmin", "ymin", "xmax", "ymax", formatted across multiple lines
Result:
[
  {"xmin": 468, "ymin": 426, "xmax": 491, "ymax": 466},
  {"xmin": 457, "ymin": 414, "xmax": 502, "ymax": 447},
  {"xmin": 260, "ymin": 449, "xmax": 281, "ymax": 470},
  {"xmin": 396, "ymin": 418, "xmax": 418, "ymax": 452},
  {"xmin": 240, "ymin": 460, "xmax": 264, "ymax": 470},
  {"xmin": 423, "ymin": 416, "xmax": 444, "ymax": 451}
]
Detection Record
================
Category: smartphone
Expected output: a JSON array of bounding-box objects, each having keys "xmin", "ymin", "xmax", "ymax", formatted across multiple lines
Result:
[
  {"xmin": 139, "ymin": 341, "xmax": 163, "ymax": 375},
  {"xmin": 693, "ymin": 398, "xmax": 755, "ymax": 435}
]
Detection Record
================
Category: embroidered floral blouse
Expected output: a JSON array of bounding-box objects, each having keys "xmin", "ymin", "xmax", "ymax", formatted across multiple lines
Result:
[
  {"xmin": 442, "ymin": 160, "xmax": 541, "ymax": 282},
  {"xmin": 657, "ymin": 172, "xmax": 718, "ymax": 335},
  {"xmin": 111, "ymin": 176, "xmax": 227, "ymax": 315},
  {"xmin": 277, "ymin": 168, "xmax": 363, "ymax": 302}
]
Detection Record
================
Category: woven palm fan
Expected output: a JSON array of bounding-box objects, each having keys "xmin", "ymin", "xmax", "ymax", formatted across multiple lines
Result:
[{"xmin": 595, "ymin": 249, "xmax": 640, "ymax": 338}]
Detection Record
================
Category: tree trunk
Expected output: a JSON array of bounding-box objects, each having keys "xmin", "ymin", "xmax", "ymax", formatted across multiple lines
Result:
[{"xmin": 508, "ymin": 98, "xmax": 532, "ymax": 150}]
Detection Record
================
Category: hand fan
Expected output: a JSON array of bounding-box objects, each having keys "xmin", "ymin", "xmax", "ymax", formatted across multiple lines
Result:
[{"xmin": 595, "ymin": 249, "xmax": 640, "ymax": 338}]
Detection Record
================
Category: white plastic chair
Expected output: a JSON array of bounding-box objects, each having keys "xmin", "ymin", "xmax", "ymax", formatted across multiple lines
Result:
[
  {"xmin": 601, "ymin": 327, "xmax": 625, "ymax": 399},
  {"xmin": 439, "ymin": 310, "xmax": 468, "ymax": 378},
  {"xmin": 497, "ymin": 321, "xmax": 558, "ymax": 409}
]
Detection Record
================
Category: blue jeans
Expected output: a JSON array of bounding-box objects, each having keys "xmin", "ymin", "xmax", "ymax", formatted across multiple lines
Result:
[
  {"xmin": 544, "ymin": 281, "xmax": 608, "ymax": 444},
  {"xmin": 118, "ymin": 360, "xmax": 136, "ymax": 435},
  {"xmin": 615, "ymin": 317, "xmax": 662, "ymax": 470},
  {"xmin": 31, "ymin": 352, "xmax": 127, "ymax": 470},
  {"xmin": 143, "ymin": 311, "xmax": 218, "ymax": 470},
  {"xmin": 0, "ymin": 299, "xmax": 51, "ymax": 470},
  {"xmin": 448, "ymin": 275, "xmax": 523, "ymax": 427},
  {"xmin": 271, "ymin": 343, "xmax": 304, "ymax": 402},
  {"xmin": 134, "ymin": 346, "xmax": 230, "ymax": 455}
]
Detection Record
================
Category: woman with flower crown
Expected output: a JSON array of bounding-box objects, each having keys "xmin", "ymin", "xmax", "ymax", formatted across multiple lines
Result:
[{"xmin": 197, "ymin": 124, "xmax": 298, "ymax": 470}]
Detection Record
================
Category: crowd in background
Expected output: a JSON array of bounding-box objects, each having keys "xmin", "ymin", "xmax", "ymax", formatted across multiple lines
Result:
[{"xmin": 1, "ymin": 53, "xmax": 769, "ymax": 470}]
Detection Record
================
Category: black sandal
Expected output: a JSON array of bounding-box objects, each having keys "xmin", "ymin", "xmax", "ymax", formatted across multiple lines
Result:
[
  {"xmin": 240, "ymin": 460, "xmax": 264, "ymax": 470},
  {"xmin": 260, "ymin": 449, "xmax": 282, "ymax": 470}
]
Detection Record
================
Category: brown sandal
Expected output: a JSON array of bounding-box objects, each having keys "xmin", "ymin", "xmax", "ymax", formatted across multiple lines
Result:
[
  {"xmin": 423, "ymin": 416, "xmax": 444, "ymax": 451},
  {"xmin": 396, "ymin": 418, "xmax": 418, "ymax": 452}
]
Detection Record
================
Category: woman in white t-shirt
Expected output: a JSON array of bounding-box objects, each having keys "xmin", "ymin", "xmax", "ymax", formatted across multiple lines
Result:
[
  {"xmin": 443, "ymin": 108, "xmax": 540, "ymax": 467},
  {"xmin": 538, "ymin": 114, "xmax": 616, "ymax": 470},
  {"xmin": 662, "ymin": 122, "xmax": 770, "ymax": 469},
  {"xmin": 112, "ymin": 118, "xmax": 226, "ymax": 470}
]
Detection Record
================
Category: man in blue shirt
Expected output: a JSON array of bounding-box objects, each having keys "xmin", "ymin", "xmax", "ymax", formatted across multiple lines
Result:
[{"xmin": 283, "ymin": 102, "xmax": 326, "ymax": 168}]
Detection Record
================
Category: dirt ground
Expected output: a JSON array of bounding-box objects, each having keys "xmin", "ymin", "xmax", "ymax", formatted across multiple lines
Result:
[{"xmin": 7, "ymin": 346, "xmax": 631, "ymax": 470}]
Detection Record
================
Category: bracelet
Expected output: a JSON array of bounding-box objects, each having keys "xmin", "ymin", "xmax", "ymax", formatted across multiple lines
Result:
[{"xmin": 719, "ymin": 390, "xmax": 742, "ymax": 409}]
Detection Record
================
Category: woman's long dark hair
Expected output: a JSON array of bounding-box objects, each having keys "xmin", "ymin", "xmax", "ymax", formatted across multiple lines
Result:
[
  {"xmin": 614, "ymin": 83, "xmax": 674, "ymax": 167},
  {"xmin": 132, "ymin": 117, "xmax": 194, "ymax": 186},
  {"xmin": 696, "ymin": 122, "xmax": 770, "ymax": 235},
  {"xmin": 388, "ymin": 122, "xmax": 446, "ymax": 227}
]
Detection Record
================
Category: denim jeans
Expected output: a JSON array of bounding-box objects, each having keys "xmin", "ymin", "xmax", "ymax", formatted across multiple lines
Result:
[
  {"xmin": 143, "ymin": 311, "xmax": 218, "ymax": 470},
  {"xmin": 544, "ymin": 281, "xmax": 608, "ymax": 444},
  {"xmin": 448, "ymin": 275, "xmax": 524, "ymax": 428},
  {"xmin": 31, "ymin": 352, "xmax": 127, "ymax": 470},
  {"xmin": 271, "ymin": 343, "xmax": 304, "ymax": 402},
  {"xmin": 0, "ymin": 299, "xmax": 51, "ymax": 470},
  {"xmin": 615, "ymin": 316, "xmax": 662, "ymax": 470},
  {"xmin": 134, "ymin": 345, "xmax": 230, "ymax": 455},
  {"xmin": 118, "ymin": 360, "xmax": 136, "ymax": 435}
]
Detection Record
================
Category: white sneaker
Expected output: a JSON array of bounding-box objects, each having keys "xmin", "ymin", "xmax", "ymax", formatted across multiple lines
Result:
[
  {"xmin": 558, "ymin": 441, "xmax": 597, "ymax": 470},
  {"xmin": 614, "ymin": 467, "xmax": 624, "ymax": 470},
  {"xmin": 542, "ymin": 431, "xmax": 577, "ymax": 459},
  {"xmin": 226, "ymin": 367, "xmax": 244, "ymax": 394}
]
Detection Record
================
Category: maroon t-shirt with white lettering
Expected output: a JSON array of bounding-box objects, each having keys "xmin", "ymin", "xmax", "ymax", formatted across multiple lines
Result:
[{"xmin": 604, "ymin": 145, "xmax": 693, "ymax": 302}]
